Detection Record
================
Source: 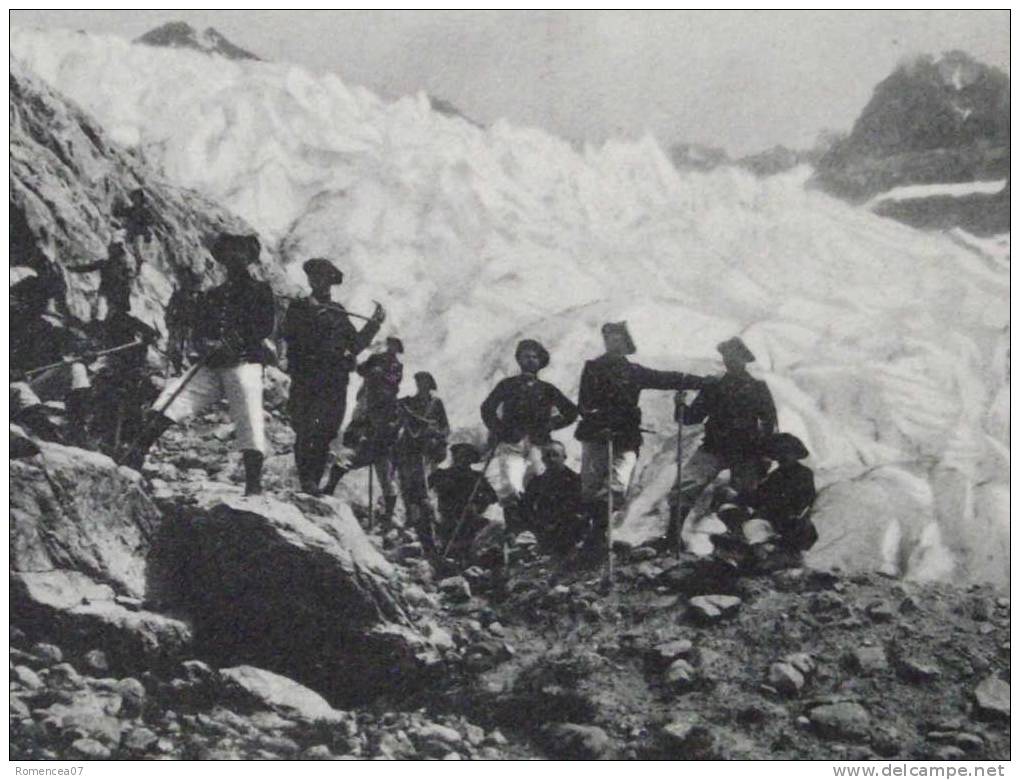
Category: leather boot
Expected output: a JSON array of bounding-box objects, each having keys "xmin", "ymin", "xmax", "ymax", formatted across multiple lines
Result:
[
  {"xmin": 381, "ymin": 494, "xmax": 398, "ymax": 528},
  {"xmin": 119, "ymin": 411, "xmax": 173, "ymax": 471},
  {"xmin": 243, "ymin": 449, "xmax": 264, "ymax": 496},
  {"xmin": 322, "ymin": 464, "xmax": 348, "ymax": 496}
]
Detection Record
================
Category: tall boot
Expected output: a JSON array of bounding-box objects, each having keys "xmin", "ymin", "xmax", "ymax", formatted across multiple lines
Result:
[
  {"xmin": 64, "ymin": 388, "xmax": 92, "ymax": 448},
  {"xmin": 294, "ymin": 435, "xmax": 321, "ymax": 495},
  {"xmin": 322, "ymin": 463, "xmax": 348, "ymax": 496},
  {"xmin": 242, "ymin": 449, "xmax": 264, "ymax": 496},
  {"xmin": 381, "ymin": 494, "xmax": 398, "ymax": 526},
  {"xmin": 119, "ymin": 411, "xmax": 173, "ymax": 471}
]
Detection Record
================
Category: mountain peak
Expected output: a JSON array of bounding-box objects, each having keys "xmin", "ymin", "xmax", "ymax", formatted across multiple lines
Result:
[{"xmin": 134, "ymin": 21, "xmax": 260, "ymax": 61}]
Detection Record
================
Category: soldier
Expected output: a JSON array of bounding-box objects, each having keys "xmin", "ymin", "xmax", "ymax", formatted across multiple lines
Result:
[
  {"xmin": 430, "ymin": 443, "xmax": 500, "ymax": 562},
  {"xmin": 671, "ymin": 336, "xmax": 778, "ymax": 547},
  {"xmin": 113, "ymin": 188, "xmax": 156, "ymax": 246},
  {"xmin": 282, "ymin": 258, "xmax": 384, "ymax": 495},
  {"xmin": 394, "ymin": 371, "xmax": 450, "ymax": 557},
  {"xmin": 86, "ymin": 271, "xmax": 159, "ymax": 456},
  {"xmin": 751, "ymin": 433, "xmax": 817, "ymax": 552},
  {"xmin": 575, "ymin": 321, "xmax": 707, "ymax": 557},
  {"xmin": 325, "ymin": 337, "xmax": 404, "ymax": 523},
  {"xmin": 520, "ymin": 441, "xmax": 584, "ymax": 557},
  {"xmin": 122, "ymin": 233, "xmax": 275, "ymax": 496},
  {"xmin": 67, "ymin": 231, "xmax": 140, "ymax": 317},
  {"xmin": 9, "ymin": 270, "xmax": 91, "ymax": 444},
  {"xmin": 480, "ymin": 339, "xmax": 577, "ymax": 534},
  {"xmin": 165, "ymin": 267, "xmax": 202, "ymax": 373}
]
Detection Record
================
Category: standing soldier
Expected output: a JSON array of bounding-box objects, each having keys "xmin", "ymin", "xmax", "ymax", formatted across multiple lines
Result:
[
  {"xmin": 165, "ymin": 267, "xmax": 202, "ymax": 373},
  {"xmin": 325, "ymin": 337, "xmax": 405, "ymax": 524},
  {"xmin": 480, "ymin": 339, "xmax": 578, "ymax": 534},
  {"xmin": 394, "ymin": 371, "xmax": 450, "ymax": 558},
  {"xmin": 670, "ymin": 336, "xmax": 777, "ymax": 548},
  {"xmin": 282, "ymin": 258, "xmax": 384, "ymax": 495},
  {"xmin": 67, "ymin": 232, "xmax": 141, "ymax": 318},
  {"xmin": 575, "ymin": 321, "xmax": 708, "ymax": 558},
  {"xmin": 121, "ymin": 233, "xmax": 275, "ymax": 496}
]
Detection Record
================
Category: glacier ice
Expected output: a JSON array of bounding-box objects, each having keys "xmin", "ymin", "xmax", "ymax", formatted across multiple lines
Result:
[{"xmin": 10, "ymin": 27, "xmax": 1010, "ymax": 585}]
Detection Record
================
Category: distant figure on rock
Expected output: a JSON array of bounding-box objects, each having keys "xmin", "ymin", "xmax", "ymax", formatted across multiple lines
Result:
[
  {"xmin": 165, "ymin": 267, "xmax": 202, "ymax": 373},
  {"xmin": 394, "ymin": 371, "xmax": 450, "ymax": 558},
  {"xmin": 575, "ymin": 321, "xmax": 707, "ymax": 561},
  {"xmin": 67, "ymin": 231, "xmax": 140, "ymax": 318},
  {"xmin": 671, "ymin": 336, "xmax": 777, "ymax": 549},
  {"xmin": 122, "ymin": 233, "xmax": 275, "ymax": 496},
  {"xmin": 113, "ymin": 187, "xmax": 156, "ymax": 246},
  {"xmin": 430, "ymin": 443, "xmax": 500, "ymax": 563},
  {"xmin": 521, "ymin": 441, "xmax": 584, "ymax": 557},
  {"xmin": 282, "ymin": 258, "xmax": 384, "ymax": 495},
  {"xmin": 9, "ymin": 269, "xmax": 91, "ymax": 444},
  {"xmin": 327, "ymin": 336, "xmax": 404, "ymax": 524},
  {"xmin": 480, "ymin": 339, "xmax": 578, "ymax": 535}
]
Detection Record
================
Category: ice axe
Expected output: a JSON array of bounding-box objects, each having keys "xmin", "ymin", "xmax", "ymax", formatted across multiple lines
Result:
[{"xmin": 23, "ymin": 339, "xmax": 143, "ymax": 378}]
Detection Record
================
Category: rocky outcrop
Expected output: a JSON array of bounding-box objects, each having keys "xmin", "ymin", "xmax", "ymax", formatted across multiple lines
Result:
[
  {"xmin": 10, "ymin": 434, "xmax": 193, "ymax": 669},
  {"xmin": 134, "ymin": 22, "xmax": 261, "ymax": 61},
  {"xmin": 159, "ymin": 485, "xmax": 438, "ymax": 704},
  {"xmin": 9, "ymin": 61, "xmax": 290, "ymax": 336},
  {"xmin": 813, "ymin": 51, "xmax": 1009, "ymax": 234}
]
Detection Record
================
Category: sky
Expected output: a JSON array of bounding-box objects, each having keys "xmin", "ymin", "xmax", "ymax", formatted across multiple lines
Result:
[{"xmin": 9, "ymin": 10, "xmax": 1010, "ymax": 156}]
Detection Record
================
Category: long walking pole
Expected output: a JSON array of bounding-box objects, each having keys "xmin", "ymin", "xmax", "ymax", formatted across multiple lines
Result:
[
  {"xmin": 368, "ymin": 464, "xmax": 375, "ymax": 531},
  {"xmin": 675, "ymin": 406, "xmax": 684, "ymax": 559},
  {"xmin": 604, "ymin": 436, "xmax": 615, "ymax": 588},
  {"xmin": 442, "ymin": 447, "xmax": 498, "ymax": 560}
]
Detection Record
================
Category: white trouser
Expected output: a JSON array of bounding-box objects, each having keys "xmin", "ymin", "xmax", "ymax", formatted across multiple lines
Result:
[
  {"xmin": 487, "ymin": 439, "xmax": 544, "ymax": 503},
  {"xmin": 580, "ymin": 441, "xmax": 638, "ymax": 500},
  {"xmin": 155, "ymin": 363, "xmax": 266, "ymax": 453}
]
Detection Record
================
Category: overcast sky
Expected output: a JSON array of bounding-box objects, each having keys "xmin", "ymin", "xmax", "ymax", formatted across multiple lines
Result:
[{"xmin": 10, "ymin": 10, "xmax": 1010, "ymax": 155}]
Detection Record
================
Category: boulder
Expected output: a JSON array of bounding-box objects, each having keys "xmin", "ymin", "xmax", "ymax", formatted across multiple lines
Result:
[
  {"xmin": 162, "ymin": 485, "xmax": 437, "ymax": 703},
  {"xmin": 973, "ymin": 676, "xmax": 1010, "ymax": 721},
  {"xmin": 849, "ymin": 646, "xmax": 889, "ymax": 674},
  {"xmin": 659, "ymin": 713, "xmax": 717, "ymax": 759},
  {"xmin": 219, "ymin": 665, "xmax": 345, "ymax": 723},
  {"xmin": 688, "ymin": 594, "xmax": 742, "ymax": 623},
  {"xmin": 665, "ymin": 659, "xmax": 698, "ymax": 692},
  {"xmin": 768, "ymin": 662, "xmax": 805, "ymax": 696},
  {"xmin": 539, "ymin": 723, "xmax": 613, "ymax": 759},
  {"xmin": 809, "ymin": 702, "xmax": 871, "ymax": 741}
]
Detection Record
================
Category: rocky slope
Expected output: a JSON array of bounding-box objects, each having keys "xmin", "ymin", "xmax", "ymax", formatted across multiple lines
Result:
[
  {"xmin": 9, "ymin": 60, "xmax": 292, "ymax": 335},
  {"xmin": 9, "ymin": 405, "xmax": 1011, "ymax": 760}
]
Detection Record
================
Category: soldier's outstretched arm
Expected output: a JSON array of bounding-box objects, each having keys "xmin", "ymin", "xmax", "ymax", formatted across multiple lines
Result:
[{"xmin": 67, "ymin": 259, "xmax": 108, "ymax": 274}]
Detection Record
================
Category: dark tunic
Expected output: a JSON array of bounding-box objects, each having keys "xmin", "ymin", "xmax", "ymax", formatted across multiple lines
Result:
[
  {"xmin": 480, "ymin": 375, "xmax": 577, "ymax": 445},
  {"xmin": 575, "ymin": 354, "xmax": 704, "ymax": 451},
  {"xmin": 522, "ymin": 465, "xmax": 584, "ymax": 551},
  {"xmin": 396, "ymin": 395, "xmax": 450, "ymax": 459},
  {"xmin": 11, "ymin": 313, "xmax": 68, "ymax": 373},
  {"xmin": 430, "ymin": 466, "xmax": 498, "ymax": 527},
  {"xmin": 195, "ymin": 274, "xmax": 276, "ymax": 368},
  {"xmin": 683, "ymin": 371, "xmax": 777, "ymax": 465}
]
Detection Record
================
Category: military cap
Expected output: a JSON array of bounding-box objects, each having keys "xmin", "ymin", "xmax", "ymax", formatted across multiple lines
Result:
[
  {"xmin": 717, "ymin": 336, "xmax": 756, "ymax": 364},
  {"xmin": 601, "ymin": 321, "xmax": 637, "ymax": 355},
  {"xmin": 209, "ymin": 233, "xmax": 260, "ymax": 266},
  {"xmin": 303, "ymin": 258, "xmax": 344, "ymax": 286}
]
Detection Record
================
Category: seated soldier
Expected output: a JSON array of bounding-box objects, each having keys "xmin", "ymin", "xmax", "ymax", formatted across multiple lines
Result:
[
  {"xmin": 521, "ymin": 441, "xmax": 584, "ymax": 556},
  {"xmin": 429, "ymin": 443, "xmax": 500, "ymax": 563},
  {"xmin": 752, "ymin": 433, "xmax": 818, "ymax": 552}
]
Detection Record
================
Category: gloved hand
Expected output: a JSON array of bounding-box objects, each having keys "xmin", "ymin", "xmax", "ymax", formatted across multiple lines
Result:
[{"xmin": 371, "ymin": 302, "xmax": 386, "ymax": 325}]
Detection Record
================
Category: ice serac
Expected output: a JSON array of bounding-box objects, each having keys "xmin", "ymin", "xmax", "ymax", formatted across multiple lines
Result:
[{"xmin": 10, "ymin": 28, "xmax": 1009, "ymax": 586}]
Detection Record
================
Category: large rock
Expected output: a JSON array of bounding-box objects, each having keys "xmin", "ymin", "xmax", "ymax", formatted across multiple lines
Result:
[
  {"xmin": 10, "ymin": 439, "xmax": 193, "ymax": 669},
  {"xmin": 973, "ymin": 676, "xmax": 1010, "ymax": 721},
  {"xmin": 219, "ymin": 665, "xmax": 345, "ymax": 723},
  {"xmin": 162, "ymin": 485, "xmax": 437, "ymax": 704}
]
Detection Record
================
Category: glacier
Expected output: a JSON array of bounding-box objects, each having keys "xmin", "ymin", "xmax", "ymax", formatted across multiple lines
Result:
[{"xmin": 10, "ymin": 27, "xmax": 1010, "ymax": 585}]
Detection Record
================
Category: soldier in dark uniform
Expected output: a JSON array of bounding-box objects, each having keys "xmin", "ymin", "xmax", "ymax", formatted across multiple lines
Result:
[
  {"xmin": 394, "ymin": 371, "xmax": 450, "ymax": 557},
  {"xmin": 113, "ymin": 188, "xmax": 156, "ymax": 246},
  {"xmin": 430, "ymin": 443, "xmax": 500, "ymax": 562},
  {"xmin": 752, "ymin": 433, "xmax": 817, "ymax": 551},
  {"xmin": 123, "ymin": 233, "xmax": 275, "ymax": 495},
  {"xmin": 87, "ymin": 273, "xmax": 159, "ymax": 456},
  {"xmin": 575, "ymin": 321, "xmax": 707, "ymax": 555},
  {"xmin": 326, "ymin": 337, "xmax": 403, "ymax": 520},
  {"xmin": 9, "ymin": 271, "xmax": 91, "ymax": 443},
  {"xmin": 521, "ymin": 441, "xmax": 584, "ymax": 556},
  {"xmin": 480, "ymin": 339, "xmax": 578, "ymax": 533},
  {"xmin": 671, "ymin": 336, "xmax": 778, "ymax": 547},
  {"xmin": 282, "ymin": 258, "xmax": 384, "ymax": 495},
  {"xmin": 67, "ymin": 233, "xmax": 140, "ymax": 317},
  {"xmin": 165, "ymin": 267, "xmax": 202, "ymax": 373}
]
